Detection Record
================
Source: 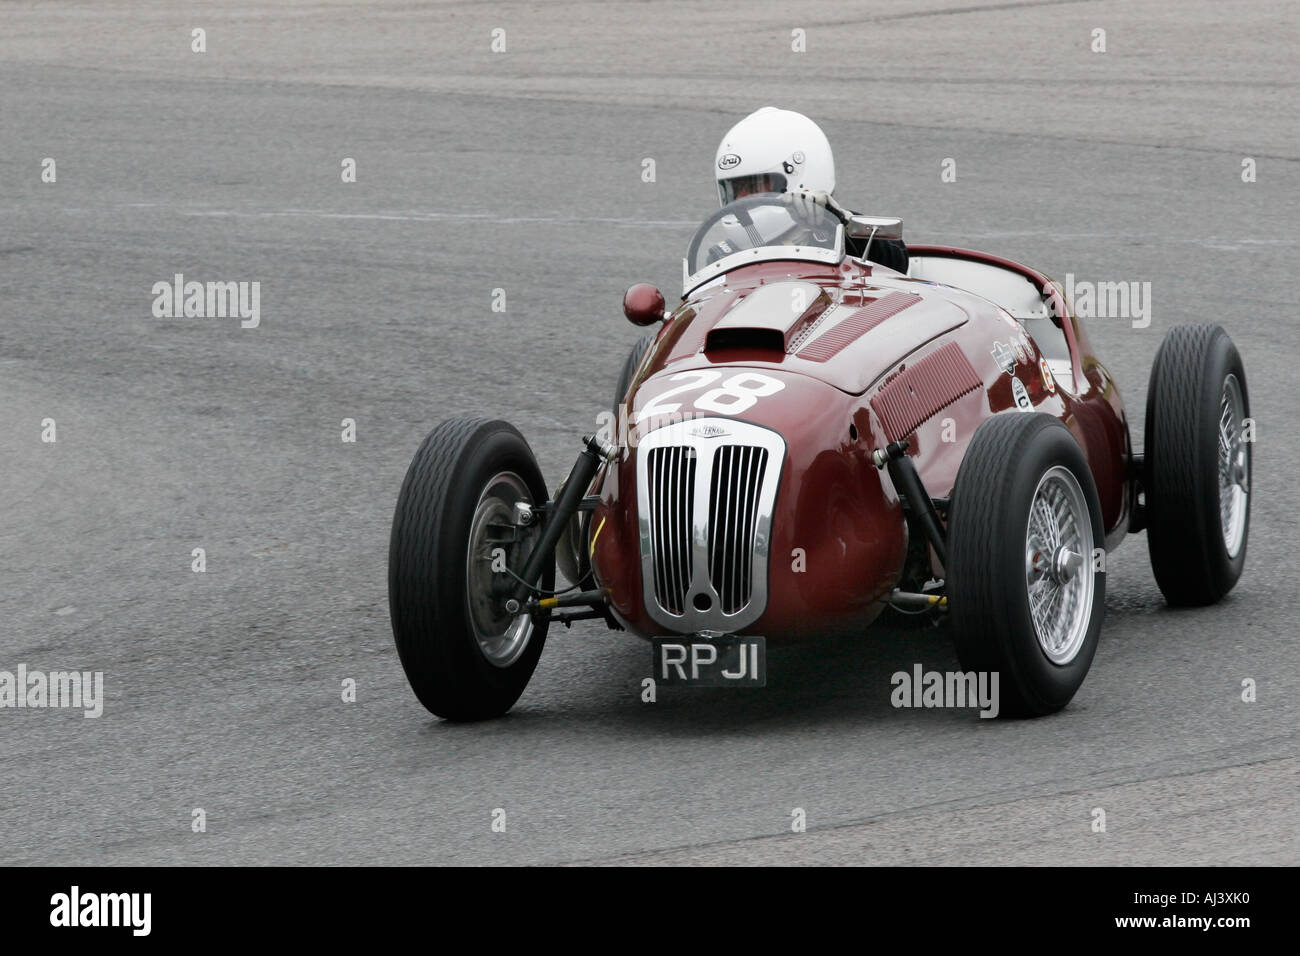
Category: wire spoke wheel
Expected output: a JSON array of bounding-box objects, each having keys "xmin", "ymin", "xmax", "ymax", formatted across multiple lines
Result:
[
  {"xmin": 1217, "ymin": 374, "xmax": 1248, "ymax": 559},
  {"xmin": 1024, "ymin": 466, "xmax": 1095, "ymax": 665},
  {"xmin": 949, "ymin": 413, "xmax": 1106, "ymax": 716},
  {"xmin": 1144, "ymin": 324, "xmax": 1251, "ymax": 606}
]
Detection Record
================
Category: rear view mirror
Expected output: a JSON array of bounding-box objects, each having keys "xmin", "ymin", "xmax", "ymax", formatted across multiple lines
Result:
[
  {"xmin": 623, "ymin": 283, "xmax": 666, "ymax": 326},
  {"xmin": 846, "ymin": 215, "xmax": 903, "ymax": 241}
]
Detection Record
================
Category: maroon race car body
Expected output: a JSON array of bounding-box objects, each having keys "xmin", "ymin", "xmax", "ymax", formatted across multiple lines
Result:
[
  {"xmin": 388, "ymin": 195, "xmax": 1251, "ymax": 720},
  {"xmin": 592, "ymin": 246, "xmax": 1132, "ymax": 643}
]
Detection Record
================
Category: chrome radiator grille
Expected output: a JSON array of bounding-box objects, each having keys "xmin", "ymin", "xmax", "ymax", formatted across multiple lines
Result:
[
  {"xmin": 637, "ymin": 418, "xmax": 785, "ymax": 634},
  {"xmin": 708, "ymin": 445, "xmax": 768, "ymax": 614},
  {"xmin": 645, "ymin": 446, "xmax": 696, "ymax": 615}
]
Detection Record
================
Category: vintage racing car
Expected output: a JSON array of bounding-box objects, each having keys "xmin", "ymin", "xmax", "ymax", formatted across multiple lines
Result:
[{"xmin": 388, "ymin": 195, "xmax": 1251, "ymax": 720}]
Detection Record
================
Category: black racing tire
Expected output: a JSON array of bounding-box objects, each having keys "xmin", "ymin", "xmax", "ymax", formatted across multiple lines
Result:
[
  {"xmin": 613, "ymin": 331, "xmax": 658, "ymax": 418},
  {"xmin": 388, "ymin": 418, "xmax": 554, "ymax": 721},
  {"xmin": 948, "ymin": 413, "xmax": 1107, "ymax": 717},
  {"xmin": 1144, "ymin": 324, "xmax": 1250, "ymax": 607}
]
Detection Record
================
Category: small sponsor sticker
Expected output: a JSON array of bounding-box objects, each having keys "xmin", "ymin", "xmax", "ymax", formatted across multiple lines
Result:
[
  {"xmin": 718, "ymin": 153, "xmax": 741, "ymax": 170},
  {"xmin": 1011, "ymin": 376, "xmax": 1033, "ymax": 411},
  {"xmin": 991, "ymin": 340, "xmax": 1016, "ymax": 376},
  {"xmin": 1013, "ymin": 341, "xmax": 1030, "ymax": 365},
  {"xmin": 1039, "ymin": 357, "xmax": 1057, "ymax": 393}
]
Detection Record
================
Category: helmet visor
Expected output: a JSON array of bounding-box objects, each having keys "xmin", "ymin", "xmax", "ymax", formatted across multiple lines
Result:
[{"xmin": 718, "ymin": 172, "xmax": 787, "ymax": 205}]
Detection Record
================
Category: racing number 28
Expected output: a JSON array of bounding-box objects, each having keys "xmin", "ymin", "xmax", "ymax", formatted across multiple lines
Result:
[{"xmin": 634, "ymin": 370, "xmax": 785, "ymax": 424}]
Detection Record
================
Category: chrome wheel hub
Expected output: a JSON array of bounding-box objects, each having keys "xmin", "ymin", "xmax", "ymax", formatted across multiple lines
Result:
[
  {"xmin": 465, "ymin": 471, "xmax": 539, "ymax": 668},
  {"xmin": 1024, "ymin": 466, "xmax": 1095, "ymax": 665},
  {"xmin": 1217, "ymin": 374, "xmax": 1249, "ymax": 558}
]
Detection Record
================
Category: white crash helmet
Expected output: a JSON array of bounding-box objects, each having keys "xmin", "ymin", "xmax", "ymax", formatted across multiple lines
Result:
[{"xmin": 714, "ymin": 107, "xmax": 836, "ymax": 206}]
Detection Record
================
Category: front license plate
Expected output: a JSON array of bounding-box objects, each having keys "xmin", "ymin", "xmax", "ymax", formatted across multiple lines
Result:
[{"xmin": 651, "ymin": 636, "xmax": 766, "ymax": 687}]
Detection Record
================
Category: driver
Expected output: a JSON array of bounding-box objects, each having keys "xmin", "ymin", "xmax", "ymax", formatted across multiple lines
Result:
[{"xmin": 714, "ymin": 107, "xmax": 909, "ymax": 273}]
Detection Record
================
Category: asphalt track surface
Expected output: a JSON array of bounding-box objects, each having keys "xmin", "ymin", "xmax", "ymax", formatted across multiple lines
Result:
[{"xmin": 2, "ymin": 1, "xmax": 1297, "ymax": 865}]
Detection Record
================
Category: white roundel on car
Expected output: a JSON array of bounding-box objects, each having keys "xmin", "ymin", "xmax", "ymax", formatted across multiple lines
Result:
[{"xmin": 1011, "ymin": 377, "xmax": 1033, "ymax": 411}]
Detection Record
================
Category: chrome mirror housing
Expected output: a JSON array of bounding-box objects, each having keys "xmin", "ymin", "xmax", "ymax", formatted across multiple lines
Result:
[{"xmin": 846, "ymin": 215, "xmax": 903, "ymax": 241}]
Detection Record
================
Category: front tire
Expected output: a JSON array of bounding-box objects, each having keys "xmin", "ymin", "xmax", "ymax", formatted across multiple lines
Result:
[
  {"xmin": 613, "ymin": 331, "xmax": 658, "ymax": 418},
  {"xmin": 948, "ymin": 414, "xmax": 1107, "ymax": 716},
  {"xmin": 388, "ymin": 418, "xmax": 555, "ymax": 720},
  {"xmin": 1144, "ymin": 324, "xmax": 1250, "ymax": 606}
]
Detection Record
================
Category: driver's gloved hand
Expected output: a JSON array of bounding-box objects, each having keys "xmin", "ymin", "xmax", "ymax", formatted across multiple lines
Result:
[{"xmin": 783, "ymin": 188, "xmax": 848, "ymax": 221}]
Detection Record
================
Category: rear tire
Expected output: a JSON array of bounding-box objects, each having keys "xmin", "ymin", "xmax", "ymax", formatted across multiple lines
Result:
[
  {"xmin": 1144, "ymin": 324, "xmax": 1250, "ymax": 606},
  {"xmin": 948, "ymin": 414, "xmax": 1106, "ymax": 716},
  {"xmin": 388, "ymin": 418, "xmax": 555, "ymax": 720}
]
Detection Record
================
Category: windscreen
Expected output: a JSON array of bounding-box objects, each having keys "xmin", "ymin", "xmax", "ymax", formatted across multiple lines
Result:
[{"xmin": 684, "ymin": 195, "xmax": 843, "ymax": 292}]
